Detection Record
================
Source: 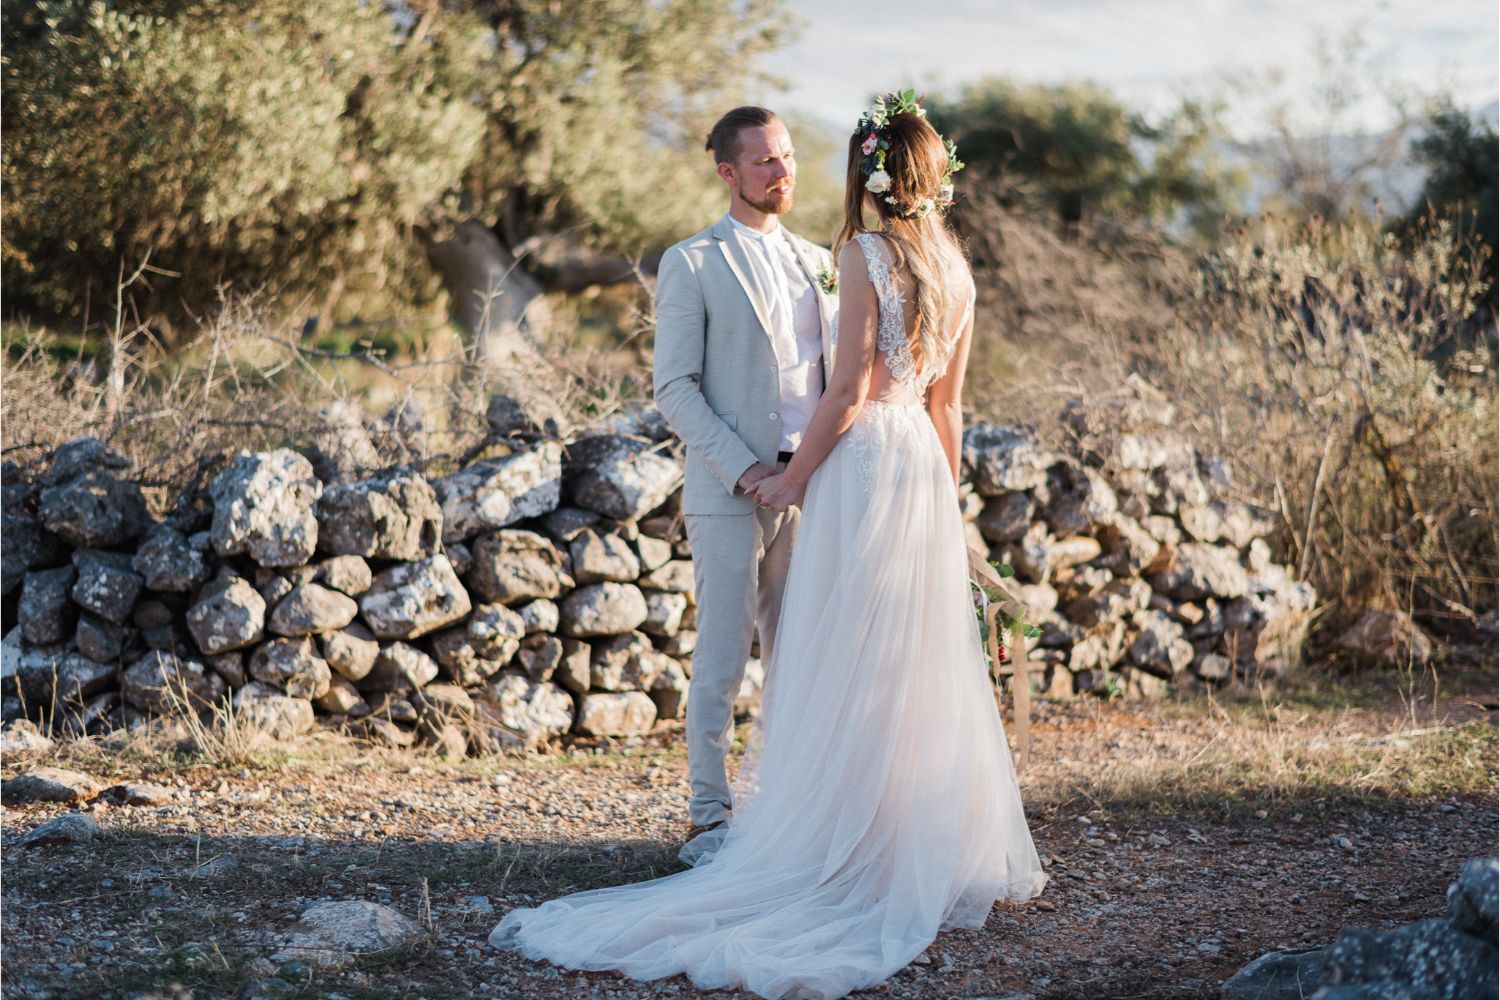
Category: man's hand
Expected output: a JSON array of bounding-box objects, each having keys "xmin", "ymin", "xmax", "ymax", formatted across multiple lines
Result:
[{"xmin": 736, "ymin": 462, "xmax": 776, "ymax": 496}]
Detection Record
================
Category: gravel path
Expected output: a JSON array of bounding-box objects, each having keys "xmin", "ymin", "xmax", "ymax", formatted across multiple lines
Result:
[{"xmin": 2, "ymin": 672, "xmax": 1495, "ymax": 999}]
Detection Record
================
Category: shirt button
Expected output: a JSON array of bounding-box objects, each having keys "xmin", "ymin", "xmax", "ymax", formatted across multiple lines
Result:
[{"xmin": 769, "ymin": 412, "xmax": 779, "ymax": 420}]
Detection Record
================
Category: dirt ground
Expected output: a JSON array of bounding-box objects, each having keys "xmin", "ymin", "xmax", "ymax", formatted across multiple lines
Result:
[{"xmin": 3, "ymin": 664, "xmax": 1495, "ymax": 1000}]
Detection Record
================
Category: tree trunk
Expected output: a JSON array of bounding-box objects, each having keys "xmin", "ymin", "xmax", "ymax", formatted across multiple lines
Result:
[{"xmin": 420, "ymin": 219, "xmax": 550, "ymax": 364}]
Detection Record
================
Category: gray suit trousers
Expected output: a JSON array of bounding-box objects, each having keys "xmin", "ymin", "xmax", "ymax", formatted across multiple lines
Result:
[{"xmin": 684, "ymin": 506, "xmax": 799, "ymax": 827}]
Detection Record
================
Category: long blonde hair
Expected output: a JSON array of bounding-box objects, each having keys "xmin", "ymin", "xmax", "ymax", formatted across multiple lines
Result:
[{"xmin": 833, "ymin": 112, "xmax": 969, "ymax": 380}]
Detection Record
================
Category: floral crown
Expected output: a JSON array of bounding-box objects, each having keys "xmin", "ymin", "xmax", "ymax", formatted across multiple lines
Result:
[{"xmin": 856, "ymin": 89, "xmax": 965, "ymax": 220}]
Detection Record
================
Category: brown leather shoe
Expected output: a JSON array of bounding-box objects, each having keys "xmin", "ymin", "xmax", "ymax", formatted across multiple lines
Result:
[{"xmin": 685, "ymin": 819, "xmax": 726, "ymax": 842}]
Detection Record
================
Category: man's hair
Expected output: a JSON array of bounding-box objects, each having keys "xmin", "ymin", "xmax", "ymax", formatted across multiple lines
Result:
[{"xmin": 705, "ymin": 106, "xmax": 780, "ymax": 165}]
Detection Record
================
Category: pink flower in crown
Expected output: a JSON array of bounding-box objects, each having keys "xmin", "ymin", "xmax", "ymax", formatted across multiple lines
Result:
[{"xmin": 861, "ymin": 134, "xmax": 878, "ymax": 155}]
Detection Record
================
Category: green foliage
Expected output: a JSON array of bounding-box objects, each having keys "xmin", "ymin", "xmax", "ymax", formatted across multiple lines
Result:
[
  {"xmin": 929, "ymin": 78, "xmax": 1243, "ymax": 239},
  {"xmin": 3, "ymin": 1, "xmax": 485, "ymax": 329},
  {"xmin": 1405, "ymin": 96, "xmax": 1498, "ymax": 289},
  {"xmin": 2, "ymin": 0, "xmax": 785, "ymax": 332}
]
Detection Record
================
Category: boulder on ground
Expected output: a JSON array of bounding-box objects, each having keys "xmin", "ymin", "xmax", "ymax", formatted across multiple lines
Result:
[
  {"xmin": 559, "ymin": 583, "xmax": 649, "ymax": 638},
  {"xmin": 231, "ymin": 682, "xmax": 315, "ymax": 740},
  {"xmin": 132, "ymin": 524, "xmax": 212, "ymax": 592},
  {"xmin": 1330, "ymin": 608, "xmax": 1434, "ymax": 669},
  {"xmin": 574, "ymin": 690, "xmax": 657, "ymax": 737},
  {"xmin": 269, "ymin": 583, "xmax": 359, "ymax": 637},
  {"xmin": 37, "ymin": 438, "xmax": 151, "ymax": 548},
  {"xmin": 121, "ymin": 650, "xmax": 227, "ymax": 714},
  {"xmin": 186, "ymin": 576, "xmax": 266, "ymax": 655},
  {"xmin": 70, "ymin": 550, "xmax": 143, "ymax": 624}
]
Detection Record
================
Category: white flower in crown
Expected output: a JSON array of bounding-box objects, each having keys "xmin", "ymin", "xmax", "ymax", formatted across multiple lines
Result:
[
  {"xmin": 939, "ymin": 183, "xmax": 954, "ymax": 201},
  {"xmin": 865, "ymin": 169, "xmax": 892, "ymax": 194}
]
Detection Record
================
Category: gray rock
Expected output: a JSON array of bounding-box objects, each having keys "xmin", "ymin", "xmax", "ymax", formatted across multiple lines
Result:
[
  {"xmin": 466, "ymin": 530, "xmax": 572, "ymax": 604},
  {"xmin": 1063, "ymin": 577, "xmax": 1151, "ymax": 629},
  {"xmin": 17, "ymin": 811, "xmax": 101, "ymax": 849},
  {"xmin": 314, "ymin": 555, "xmax": 373, "ymax": 596},
  {"xmin": 1448, "ymin": 856, "xmax": 1498, "ymax": 941},
  {"xmin": 963, "ymin": 423, "xmax": 1055, "ymax": 495},
  {"xmin": 37, "ymin": 439, "xmax": 151, "ymax": 548},
  {"xmin": 412, "ymin": 682, "xmax": 475, "ymax": 718},
  {"xmin": 1049, "ymin": 535, "xmax": 1103, "ymax": 570},
  {"xmin": 361, "ymin": 642, "xmax": 440, "ymax": 693},
  {"xmin": 587, "ymin": 401, "xmax": 673, "ymax": 441},
  {"xmin": 1315, "ymin": 917, "xmax": 1496, "ymax": 1000},
  {"xmin": 1127, "ymin": 610, "xmax": 1195, "ymax": 678},
  {"xmin": 976, "ymin": 492, "xmax": 1034, "ymax": 543},
  {"xmin": 2, "ymin": 767, "xmax": 103, "ymax": 804},
  {"xmin": 210, "ymin": 449, "xmax": 323, "ymax": 567},
  {"xmin": 1147, "ymin": 542, "xmax": 1251, "ymax": 601},
  {"xmin": 121, "ymin": 650, "xmax": 227, "ymax": 713},
  {"xmin": 1114, "ymin": 434, "xmax": 1184, "ymax": 471},
  {"xmin": 734, "ymin": 657, "xmax": 765, "ymax": 716},
  {"xmin": 433, "ymin": 442, "xmax": 564, "ymax": 543},
  {"xmin": 635, "ymin": 534, "xmax": 674, "ymax": 572},
  {"xmin": 99, "ymin": 781, "xmax": 173, "ymax": 806},
  {"xmin": 560, "ymin": 583, "xmax": 649, "ymax": 638},
  {"xmin": 485, "ymin": 393, "xmax": 553, "ymax": 437},
  {"xmin": 75, "ymin": 614, "xmax": 126, "ymax": 663},
  {"xmin": 1330, "ymin": 608, "xmax": 1434, "ymax": 669},
  {"xmin": 1043, "ymin": 462, "xmax": 1118, "ymax": 536},
  {"xmin": 359, "ymin": 555, "xmax": 471, "ymax": 640},
  {"xmin": 249, "ymin": 638, "xmax": 332, "ymax": 700},
  {"xmin": 17, "ymin": 647, "xmax": 117, "ymax": 710},
  {"xmin": 517, "ymin": 635, "xmax": 564, "ymax": 683},
  {"xmin": 1068, "ymin": 620, "xmax": 1127, "ymax": 673},
  {"xmin": 444, "ymin": 540, "xmax": 473, "ymax": 578},
  {"xmin": 638, "ymin": 560, "xmax": 694, "ymax": 595},
  {"xmin": 574, "ymin": 690, "xmax": 656, "ymax": 737},
  {"xmin": 589, "ymin": 632, "xmax": 668, "ymax": 692},
  {"xmin": 273, "ymin": 900, "xmax": 424, "ymax": 970},
  {"xmin": 357, "ymin": 716, "xmax": 416, "ymax": 748},
  {"xmin": 69, "ymin": 551, "xmax": 143, "ymax": 624},
  {"xmin": 428, "ymin": 603, "xmax": 525, "ymax": 686},
  {"xmin": 19, "ymin": 565, "xmax": 78, "ymax": 646},
  {"xmin": 1, "ymin": 514, "xmax": 68, "ymax": 596},
  {"xmin": 231, "ymin": 682, "xmax": 315, "ymax": 739},
  {"xmin": 517, "ymin": 599, "xmax": 559, "ymax": 635},
  {"xmin": 0, "ymin": 718, "xmax": 53, "ymax": 754},
  {"xmin": 186, "ymin": 576, "xmax": 267, "ymax": 655},
  {"xmin": 641, "ymin": 591, "xmax": 688, "ymax": 637},
  {"xmin": 564, "ymin": 436, "xmax": 682, "ymax": 521},
  {"xmin": 204, "ymin": 651, "xmax": 247, "ymax": 689},
  {"xmin": 364, "ymin": 691, "xmax": 419, "ymax": 724},
  {"xmin": 319, "ymin": 624, "xmax": 380, "ymax": 682},
  {"xmin": 1192, "ymin": 651, "xmax": 1235, "ymax": 682},
  {"xmin": 269, "ymin": 583, "xmax": 359, "ymax": 637},
  {"xmin": 59, "ymin": 690, "xmax": 119, "ymax": 737},
  {"xmin": 132, "ymin": 524, "xmax": 212, "ymax": 592},
  {"xmin": 314, "ymin": 674, "xmax": 367, "ymax": 716},
  {"xmin": 649, "ymin": 657, "xmax": 690, "ymax": 720},
  {"xmin": 1223, "ymin": 948, "xmax": 1327, "ymax": 1000},
  {"xmin": 1008, "ymin": 522, "xmax": 1053, "ymax": 584},
  {"xmin": 660, "ymin": 630, "xmax": 698, "ymax": 658},
  {"xmin": 132, "ymin": 597, "xmax": 184, "ymax": 650},
  {"xmin": 316, "ymin": 470, "xmax": 442, "ymax": 561},
  {"xmin": 569, "ymin": 529, "xmax": 642, "ymax": 584},
  {"xmin": 1094, "ymin": 512, "xmax": 1162, "ymax": 574},
  {"xmin": 554, "ymin": 638, "xmax": 591, "ymax": 695},
  {"xmin": 478, "ymin": 671, "xmax": 574, "ymax": 744},
  {"xmin": 541, "ymin": 505, "xmax": 603, "ymax": 543}
]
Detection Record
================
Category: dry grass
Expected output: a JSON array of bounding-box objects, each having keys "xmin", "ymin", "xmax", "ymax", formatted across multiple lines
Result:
[{"xmin": 958, "ymin": 197, "xmax": 1497, "ymax": 637}]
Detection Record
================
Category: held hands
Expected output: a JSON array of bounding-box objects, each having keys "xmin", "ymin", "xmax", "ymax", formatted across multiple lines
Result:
[
  {"xmin": 736, "ymin": 462, "xmax": 777, "ymax": 495},
  {"xmin": 753, "ymin": 471, "xmax": 804, "ymax": 513}
]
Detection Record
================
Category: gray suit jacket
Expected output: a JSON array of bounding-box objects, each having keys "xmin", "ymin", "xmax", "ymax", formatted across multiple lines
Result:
[{"xmin": 653, "ymin": 215, "xmax": 837, "ymax": 515}]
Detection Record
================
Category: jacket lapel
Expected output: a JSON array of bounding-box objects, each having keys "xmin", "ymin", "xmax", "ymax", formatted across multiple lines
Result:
[{"xmin": 712, "ymin": 216, "xmax": 775, "ymax": 340}]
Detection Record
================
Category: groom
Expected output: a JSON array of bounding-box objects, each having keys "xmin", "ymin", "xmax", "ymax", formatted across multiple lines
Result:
[{"xmin": 652, "ymin": 106, "xmax": 837, "ymax": 854}]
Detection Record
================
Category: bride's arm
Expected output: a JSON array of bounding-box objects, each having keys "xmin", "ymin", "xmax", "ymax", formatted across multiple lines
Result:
[
  {"xmin": 753, "ymin": 240, "xmax": 880, "ymax": 511},
  {"xmin": 925, "ymin": 287, "xmax": 976, "ymax": 487}
]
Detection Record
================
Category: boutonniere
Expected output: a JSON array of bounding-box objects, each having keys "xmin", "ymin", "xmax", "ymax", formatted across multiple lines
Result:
[{"xmin": 816, "ymin": 267, "xmax": 838, "ymax": 296}]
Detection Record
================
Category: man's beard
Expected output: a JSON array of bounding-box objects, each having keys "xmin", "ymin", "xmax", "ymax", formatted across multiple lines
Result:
[{"xmin": 740, "ymin": 182, "xmax": 793, "ymax": 215}]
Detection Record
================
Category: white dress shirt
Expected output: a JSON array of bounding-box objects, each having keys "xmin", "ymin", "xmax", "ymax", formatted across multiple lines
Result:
[{"xmin": 727, "ymin": 214, "xmax": 825, "ymax": 451}]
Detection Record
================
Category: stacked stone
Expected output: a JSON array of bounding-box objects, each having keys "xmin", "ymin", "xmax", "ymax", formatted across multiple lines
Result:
[
  {"xmin": 960, "ymin": 387, "xmax": 1316, "ymax": 700},
  {"xmin": 1, "ymin": 388, "xmax": 1315, "ymax": 754}
]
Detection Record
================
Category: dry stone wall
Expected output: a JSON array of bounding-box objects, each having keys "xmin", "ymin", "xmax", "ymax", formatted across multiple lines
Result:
[{"xmin": 1, "ymin": 387, "xmax": 1314, "ymax": 753}]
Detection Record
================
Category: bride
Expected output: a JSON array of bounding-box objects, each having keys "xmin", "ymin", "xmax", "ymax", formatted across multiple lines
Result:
[{"xmin": 490, "ymin": 90, "xmax": 1048, "ymax": 1000}]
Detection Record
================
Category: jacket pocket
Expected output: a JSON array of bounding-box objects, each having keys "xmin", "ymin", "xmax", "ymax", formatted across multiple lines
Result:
[{"xmin": 714, "ymin": 411, "xmax": 738, "ymax": 430}]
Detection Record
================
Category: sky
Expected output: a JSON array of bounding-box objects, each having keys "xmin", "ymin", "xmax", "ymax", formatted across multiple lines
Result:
[{"xmin": 754, "ymin": 0, "xmax": 1499, "ymax": 141}]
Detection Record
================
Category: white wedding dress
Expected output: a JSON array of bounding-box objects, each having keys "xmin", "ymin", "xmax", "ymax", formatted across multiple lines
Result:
[{"xmin": 490, "ymin": 232, "xmax": 1047, "ymax": 999}]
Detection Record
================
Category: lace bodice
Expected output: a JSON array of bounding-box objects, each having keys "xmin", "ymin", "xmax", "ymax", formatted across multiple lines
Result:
[{"xmin": 852, "ymin": 233, "xmax": 973, "ymax": 393}]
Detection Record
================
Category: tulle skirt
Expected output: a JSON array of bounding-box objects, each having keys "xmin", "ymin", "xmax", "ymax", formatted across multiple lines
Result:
[{"xmin": 490, "ymin": 399, "xmax": 1047, "ymax": 999}]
